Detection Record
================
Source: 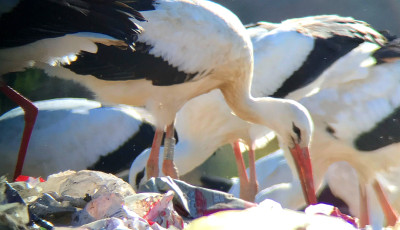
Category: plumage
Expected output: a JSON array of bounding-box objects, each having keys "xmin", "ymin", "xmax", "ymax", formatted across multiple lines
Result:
[
  {"xmin": 244, "ymin": 27, "xmax": 400, "ymax": 228},
  {"xmin": 302, "ymin": 39, "xmax": 400, "ymax": 184},
  {"xmin": 250, "ymin": 20, "xmax": 400, "ymax": 227},
  {"xmin": 63, "ymin": 42, "xmax": 198, "ymax": 85},
  {"xmin": 0, "ymin": 98, "xmax": 155, "ymax": 179},
  {"xmin": 248, "ymin": 20, "xmax": 400, "ymax": 227},
  {"xmin": 0, "ymin": 0, "xmax": 143, "ymax": 48},
  {"xmin": 297, "ymin": 38, "xmax": 400, "ymax": 227},
  {"xmin": 247, "ymin": 15, "xmax": 386, "ymax": 99}
]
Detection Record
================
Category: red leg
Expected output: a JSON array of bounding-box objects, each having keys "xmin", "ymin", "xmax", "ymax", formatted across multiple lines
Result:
[
  {"xmin": 146, "ymin": 128, "xmax": 163, "ymax": 180},
  {"xmin": 162, "ymin": 123, "xmax": 179, "ymax": 179},
  {"xmin": 0, "ymin": 82, "xmax": 38, "ymax": 181},
  {"xmin": 231, "ymin": 140, "xmax": 252, "ymax": 201},
  {"xmin": 373, "ymin": 179, "xmax": 399, "ymax": 226},
  {"xmin": 359, "ymin": 183, "xmax": 370, "ymax": 228},
  {"xmin": 247, "ymin": 143, "xmax": 259, "ymax": 201}
]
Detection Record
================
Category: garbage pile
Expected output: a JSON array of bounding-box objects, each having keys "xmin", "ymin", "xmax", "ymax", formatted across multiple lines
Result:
[
  {"xmin": 0, "ymin": 170, "xmax": 253, "ymax": 229},
  {"xmin": 1, "ymin": 170, "xmax": 386, "ymax": 230}
]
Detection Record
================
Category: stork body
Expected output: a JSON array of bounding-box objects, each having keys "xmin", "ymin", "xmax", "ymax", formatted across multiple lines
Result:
[
  {"xmin": 298, "ymin": 38, "xmax": 400, "ymax": 227},
  {"xmin": 0, "ymin": 98, "xmax": 155, "ymax": 179},
  {"xmin": 250, "ymin": 19, "xmax": 400, "ymax": 227},
  {"xmin": 253, "ymin": 35, "xmax": 400, "ymax": 227}
]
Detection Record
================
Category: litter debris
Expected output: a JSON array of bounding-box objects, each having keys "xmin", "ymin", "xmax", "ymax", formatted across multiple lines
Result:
[
  {"xmin": 139, "ymin": 177, "xmax": 257, "ymax": 219},
  {"xmin": 0, "ymin": 177, "xmax": 30, "ymax": 230},
  {"xmin": 141, "ymin": 191, "xmax": 184, "ymax": 229},
  {"xmin": 36, "ymin": 170, "xmax": 136, "ymax": 199},
  {"xmin": 73, "ymin": 192, "xmax": 154, "ymax": 229},
  {"xmin": 0, "ymin": 176, "xmax": 53, "ymax": 230},
  {"xmin": 1, "ymin": 171, "xmax": 368, "ymax": 230}
]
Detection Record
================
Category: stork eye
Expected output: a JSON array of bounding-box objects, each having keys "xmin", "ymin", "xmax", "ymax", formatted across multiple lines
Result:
[
  {"xmin": 135, "ymin": 168, "xmax": 145, "ymax": 188},
  {"xmin": 292, "ymin": 122, "xmax": 301, "ymax": 141}
]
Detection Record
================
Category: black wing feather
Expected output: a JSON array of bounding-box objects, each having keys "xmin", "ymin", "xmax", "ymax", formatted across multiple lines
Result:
[
  {"xmin": 270, "ymin": 15, "xmax": 386, "ymax": 98},
  {"xmin": 372, "ymin": 38, "xmax": 400, "ymax": 65},
  {"xmin": 355, "ymin": 107, "xmax": 400, "ymax": 151},
  {"xmin": 63, "ymin": 42, "xmax": 198, "ymax": 86},
  {"xmin": 0, "ymin": 0, "xmax": 149, "ymax": 48},
  {"xmin": 272, "ymin": 35, "xmax": 363, "ymax": 98}
]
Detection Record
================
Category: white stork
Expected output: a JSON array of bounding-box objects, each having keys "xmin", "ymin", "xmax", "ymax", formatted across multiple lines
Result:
[
  {"xmin": 0, "ymin": 98, "xmax": 155, "ymax": 179},
  {"xmin": 0, "ymin": 0, "xmax": 144, "ymax": 180},
  {"xmin": 255, "ymin": 160, "xmax": 400, "ymax": 230},
  {"xmin": 325, "ymin": 161, "xmax": 400, "ymax": 230},
  {"xmin": 297, "ymin": 37, "xmax": 400, "ymax": 227},
  {"xmin": 246, "ymin": 18, "xmax": 400, "ymax": 227},
  {"xmin": 1, "ymin": 0, "xmax": 319, "ymax": 204},
  {"xmin": 129, "ymin": 14, "xmax": 385, "ymax": 202},
  {"xmin": 254, "ymin": 34, "xmax": 400, "ymax": 228}
]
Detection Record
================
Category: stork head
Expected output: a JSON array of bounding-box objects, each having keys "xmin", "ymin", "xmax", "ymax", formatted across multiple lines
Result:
[
  {"xmin": 278, "ymin": 100, "xmax": 314, "ymax": 151},
  {"xmin": 272, "ymin": 100, "xmax": 317, "ymax": 205}
]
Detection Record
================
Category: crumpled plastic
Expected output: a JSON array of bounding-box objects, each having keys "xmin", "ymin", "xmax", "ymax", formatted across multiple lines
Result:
[
  {"xmin": 141, "ymin": 191, "xmax": 184, "ymax": 229},
  {"xmin": 9, "ymin": 170, "xmax": 136, "ymax": 227},
  {"xmin": 37, "ymin": 170, "xmax": 136, "ymax": 199},
  {"xmin": 73, "ymin": 190, "xmax": 185, "ymax": 229},
  {"xmin": 0, "ymin": 177, "xmax": 53, "ymax": 230},
  {"xmin": 8, "ymin": 170, "xmax": 143, "ymax": 229},
  {"xmin": 73, "ymin": 192, "xmax": 155, "ymax": 229},
  {"xmin": 0, "ymin": 177, "xmax": 30, "ymax": 230},
  {"xmin": 12, "ymin": 170, "xmax": 136, "ymax": 208},
  {"xmin": 138, "ymin": 177, "xmax": 257, "ymax": 219},
  {"xmin": 3, "ymin": 172, "xmax": 258, "ymax": 229}
]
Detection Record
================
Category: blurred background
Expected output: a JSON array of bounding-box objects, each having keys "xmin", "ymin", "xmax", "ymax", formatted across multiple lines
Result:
[{"xmin": 1, "ymin": 0, "xmax": 399, "ymax": 183}]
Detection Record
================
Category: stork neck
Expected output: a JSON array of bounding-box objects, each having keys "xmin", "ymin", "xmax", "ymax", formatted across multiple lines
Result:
[{"xmin": 220, "ymin": 84, "xmax": 283, "ymax": 132}]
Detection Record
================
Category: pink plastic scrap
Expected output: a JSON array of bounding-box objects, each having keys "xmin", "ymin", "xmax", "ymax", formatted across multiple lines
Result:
[{"xmin": 143, "ymin": 191, "xmax": 184, "ymax": 229}]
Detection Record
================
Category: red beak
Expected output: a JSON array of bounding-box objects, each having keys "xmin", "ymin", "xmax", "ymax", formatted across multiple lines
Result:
[{"xmin": 290, "ymin": 143, "xmax": 317, "ymax": 205}]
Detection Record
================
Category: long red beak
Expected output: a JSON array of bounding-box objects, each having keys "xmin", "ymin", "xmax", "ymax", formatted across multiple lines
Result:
[{"xmin": 290, "ymin": 144, "xmax": 317, "ymax": 205}]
